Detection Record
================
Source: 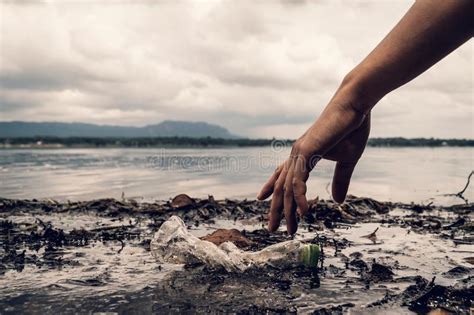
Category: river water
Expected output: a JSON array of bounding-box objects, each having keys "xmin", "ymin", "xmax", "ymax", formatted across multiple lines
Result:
[{"xmin": 0, "ymin": 147, "xmax": 472, "ymax": 204}]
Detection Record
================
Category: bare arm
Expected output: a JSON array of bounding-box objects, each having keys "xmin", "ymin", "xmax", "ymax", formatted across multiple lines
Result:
[
  {"xmin": 258, "ymin": 0, "xmax": 473, "ymax": 234},
  {"xmin": 349, "ymin": 0, "xmax": 473, "ymax": 111}
]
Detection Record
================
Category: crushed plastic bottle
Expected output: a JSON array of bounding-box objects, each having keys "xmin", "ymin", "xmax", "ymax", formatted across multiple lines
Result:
[{"xmin": 150, "ymin": 216, "xmax": 320, "ymax": 272}]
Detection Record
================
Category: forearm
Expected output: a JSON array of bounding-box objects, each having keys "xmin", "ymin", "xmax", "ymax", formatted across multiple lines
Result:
[
  {"xmin": 300, "ymin": 86, "xmax": 365, "ymax": 156},
  {"xmin": 298, "ymin": 0, "xmax": 472, "ymax": 157},
  {"xmin": 260, "ymin": 0, "xmax": 473, "ymax": 231},
  {"xmin": 344, "ymin": 0, "xmax": 473, "ymax": 113}
]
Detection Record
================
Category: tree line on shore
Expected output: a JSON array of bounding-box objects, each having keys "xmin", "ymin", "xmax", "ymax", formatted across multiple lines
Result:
[{"xmin": 1, "ymin": 136, "xmax": 473, "ymax": 148}]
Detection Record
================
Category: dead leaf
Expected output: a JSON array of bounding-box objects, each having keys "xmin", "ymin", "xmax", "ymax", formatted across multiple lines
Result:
[
  {"xmin": 171, "ymin": 194, "xmax": 195, "ymax": 209},
  {"xmin": 201, "ymin": 229, "xmax": 253, "ymax": 248}
]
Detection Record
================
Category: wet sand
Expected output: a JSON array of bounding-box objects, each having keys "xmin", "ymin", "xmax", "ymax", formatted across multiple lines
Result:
[{"xmin": 0, "ymin": 195, "xmax": 472, "ymax": 314}]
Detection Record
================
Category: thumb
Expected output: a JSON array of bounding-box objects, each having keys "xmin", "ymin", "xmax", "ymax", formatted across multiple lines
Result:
[{"xmin": 332, "ymin": 161, "xmax": 357, "ymax": 203}]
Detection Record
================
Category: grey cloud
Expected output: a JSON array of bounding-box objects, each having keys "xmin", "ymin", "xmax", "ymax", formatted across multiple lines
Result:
[
  {"xmin": 0, "ymin": 65, "xmax": 96, "ymax": 91},
  {"xmin": 280, "ymin": 0, "xmax": 307, "ymax": 6},
  {"xmin": 0, "ymin": 99, "xmax": 29, "ymax": 112},
  {"xmin": 0, "ymin": 0, "xmax": 472, "ymax": 139}
]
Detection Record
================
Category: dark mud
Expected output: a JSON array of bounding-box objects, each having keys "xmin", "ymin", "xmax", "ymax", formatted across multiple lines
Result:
[{"xmin": 0, "ymin": 195, "xmax": 473, "ymax": 314}]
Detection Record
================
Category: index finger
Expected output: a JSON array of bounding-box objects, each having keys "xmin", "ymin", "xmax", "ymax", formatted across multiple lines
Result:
[
  {"xmin": 293, "ymin": 154, "xmax": 321, "ymax": 216},
  {"xmin": 292, "ymin": 155, "xmax": 310, "ymax": 217},
  {"xmin": 283, "ymin": 158, "xmax": 298, "ymax": 235}
]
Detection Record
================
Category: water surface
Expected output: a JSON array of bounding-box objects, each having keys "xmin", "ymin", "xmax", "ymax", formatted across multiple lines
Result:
[{"xmin": 0, "ymin": 147, "xmax": 472, "ymax": 204}]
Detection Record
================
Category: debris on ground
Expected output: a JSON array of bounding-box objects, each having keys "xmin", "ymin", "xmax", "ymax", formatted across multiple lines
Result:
[{"xmin": 0, "ymin": 195, "xmax": 472, "ymax": 313}]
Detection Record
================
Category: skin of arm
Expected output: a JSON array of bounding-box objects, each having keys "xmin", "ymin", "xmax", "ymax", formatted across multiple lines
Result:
[{"xmin": 257, "ymin": 0, "xmax": 473, "ymax": 234}]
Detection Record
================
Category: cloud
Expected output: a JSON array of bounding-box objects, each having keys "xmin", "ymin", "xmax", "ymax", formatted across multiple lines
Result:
[{"xmin": 0, "ymin": 0, "xmax": 472, "ymax": 138}]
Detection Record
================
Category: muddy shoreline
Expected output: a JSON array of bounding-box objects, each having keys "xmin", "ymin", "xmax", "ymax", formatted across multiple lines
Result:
[{"xmin": 1, "ymin": 195, "xmax": 472, "ymax": 314}]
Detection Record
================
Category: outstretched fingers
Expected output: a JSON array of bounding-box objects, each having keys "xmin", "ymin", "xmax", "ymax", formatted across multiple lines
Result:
[{"xmin": 264, "ymin": 152, "xmax": 321, "ymax": 234}]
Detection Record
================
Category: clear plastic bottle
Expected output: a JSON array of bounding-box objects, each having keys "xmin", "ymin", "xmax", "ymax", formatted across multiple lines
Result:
[{"xmin": 150, "ymin": 216, "xmax": 319, "ymax": 272}]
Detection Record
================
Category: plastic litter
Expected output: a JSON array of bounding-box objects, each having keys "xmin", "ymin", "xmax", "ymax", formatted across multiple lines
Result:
[{"xmin": 150, "ymin": 216, "xmax": 319, "ymax": 272}]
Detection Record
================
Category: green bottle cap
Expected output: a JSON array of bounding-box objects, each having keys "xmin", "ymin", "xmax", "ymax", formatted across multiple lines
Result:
[{"xmin": 299, "ymin": 244, "xmax": 320, "ymax": 268}]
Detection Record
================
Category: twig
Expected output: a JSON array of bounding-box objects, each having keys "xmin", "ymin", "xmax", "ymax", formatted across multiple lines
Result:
[
  {"xmin": 362, "ymin": 227, "xmax": 379, "ymax": 243},
  {"xmin": 443, "ymin": 171, "xmax": 473, "ymax": 204},
  {"xmin": 362, "ymin": 227, "xmax": 379, "ymax": 238},
  {"xmin": 35, "ymin": 218, "xmax": 48, "ymax": 229},
  {"xmin": 456, "ymin": 171, "xmax": 473, "ymax": 197},
  {"xmin": 117, "ymin": 239, "xmax": 125, "ymax": 254}
]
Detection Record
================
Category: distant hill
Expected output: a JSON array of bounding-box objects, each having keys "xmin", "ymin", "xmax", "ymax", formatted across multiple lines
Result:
[{"xmin": 0, "ymin": 121, "xmax": 238, "ymax": 138}]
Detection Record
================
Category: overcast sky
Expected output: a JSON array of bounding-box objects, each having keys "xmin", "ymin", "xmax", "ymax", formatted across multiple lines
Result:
[{"xmin": 0, "ymin": 0, "xmax": 472, "ymax": 138}]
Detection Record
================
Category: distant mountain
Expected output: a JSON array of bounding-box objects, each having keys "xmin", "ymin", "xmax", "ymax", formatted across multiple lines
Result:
[{"xmin": 0, "ymin": 120, "xmax": 238, "ymax": 138}]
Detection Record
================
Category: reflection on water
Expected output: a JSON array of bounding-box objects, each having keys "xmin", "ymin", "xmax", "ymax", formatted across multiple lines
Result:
[{"xmin": 0, "ymin": 147, "xmax": 472, "ymax": 204}]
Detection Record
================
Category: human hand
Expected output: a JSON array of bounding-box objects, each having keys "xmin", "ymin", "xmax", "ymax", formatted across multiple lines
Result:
[
  {"xmin": 258, "ymin": 0, "xmax": 472, "ymax": 236},
  {"xmin": 257, "ymin": 88, "xmax": 370, "ymax": 234}
]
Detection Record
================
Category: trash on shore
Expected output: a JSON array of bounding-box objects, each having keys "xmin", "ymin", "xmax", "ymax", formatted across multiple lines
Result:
[
  {"xmin": 1, "ymin": 195, "xmax": 472, "ymax": 314},
  {"xmin": 150, "ymin": 216, "xmax": 320, "ymax": 271}
]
